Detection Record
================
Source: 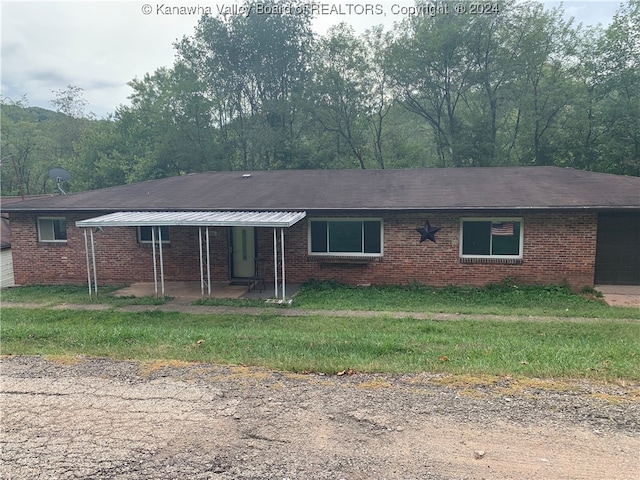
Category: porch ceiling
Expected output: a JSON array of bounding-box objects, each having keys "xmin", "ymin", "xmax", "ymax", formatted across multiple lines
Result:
[{"xmin": 75, "ymin": 210, "xmax": 307, "ymax": 228}]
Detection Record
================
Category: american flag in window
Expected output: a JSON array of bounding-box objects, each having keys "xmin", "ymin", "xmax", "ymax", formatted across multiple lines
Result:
[{"xmin": 491, "ymin": 222, "xmax": 514, "ymax": 236}]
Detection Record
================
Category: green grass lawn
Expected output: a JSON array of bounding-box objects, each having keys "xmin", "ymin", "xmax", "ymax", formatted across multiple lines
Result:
[
  {"xmin": 0, "ymin": 285, "xmax": 167, "ymax": 306},
  {"xmin": 2, "ymin": 281, "xmax": 638, "ymax": 380},
  {"xmin": 3, "ymin": 281, "xmax": 638, "ymax": 319},
  {"xmin": 292, "ymin": 281, "xmax": 640, "ymax": 319},
  {"xmin": 2, "ymin": 307, "xmax": 638, "ymax": 381}
]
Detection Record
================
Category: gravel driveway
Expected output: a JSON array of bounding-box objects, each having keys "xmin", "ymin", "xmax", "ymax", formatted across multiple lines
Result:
[{"xmin": 1, "ymin": 355, "xmax": 638, "ymax": 480}]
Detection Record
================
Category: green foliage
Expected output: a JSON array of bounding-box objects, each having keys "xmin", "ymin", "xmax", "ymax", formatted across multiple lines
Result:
[
  {"xmin": 174, "ymin": 0, "xmax": 314, "ymax": 170},
  {"xmin": 0, "ymin": 91, "xmax": 99, "ymax": 195},
  {"xmin": 2, "ymin": 0, "xmax": 638, "ymax": 194},
  {"xmin": 2, "ymin": 307, "xmax": 638, "ymax": 380}
]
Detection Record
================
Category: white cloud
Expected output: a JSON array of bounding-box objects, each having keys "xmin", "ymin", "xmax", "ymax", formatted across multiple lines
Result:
[{"xmin": 2, "ymin": 0, "xmax": 199, "ymax": 117}]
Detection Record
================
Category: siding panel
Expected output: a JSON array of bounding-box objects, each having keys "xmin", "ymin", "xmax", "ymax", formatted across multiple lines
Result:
[{"xmin": 1, "ymin": 249, "xmax": 15, "ymax": 288}]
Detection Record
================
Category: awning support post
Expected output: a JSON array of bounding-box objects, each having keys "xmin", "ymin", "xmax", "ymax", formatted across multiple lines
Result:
[
  {"xmin": 83, "ymin": 229, "xmax": 92, "ymax": 299},
  {"xmin": 158, "ymin": 227, "xmax": 165, "ymax": 298},
  {"xmin": 151, "ymin": 227, "xmax": 158, "ymax": 298},
  {"xmin": 206, "ymin": 227, "xmax": 211, "ymax": 298},
  {"xmin": 199, "ymin": 227, "xmax": 205, "ymax": 297},
  {"xmin": 280, "ymin": 227, "xmax": 285, "ymax": 302},
  {"xmin": 273, "ymin": 228, "xmax": 278, "ymax": 299},
  {"xmin": 90, "ymin": 228, "xmax": 98, "ymax": 297}
]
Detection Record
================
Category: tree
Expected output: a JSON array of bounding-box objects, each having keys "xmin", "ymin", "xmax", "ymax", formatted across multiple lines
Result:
[
  {"xmin": 50, "ymin": 85, "xmax": 93, "ymax": 119},
  {"xmin": 505, "ymin": 2, "xmax": 580, "ymax": 166},
  {"xmin": 307, "ymin": 24, "xmax": 371, "ymax": 169},
  {"xmin": 1, "ymin": 97, "xmax": 73, "ymax": 196},
  {"xmin": 125, "ymin": 64, "xmax": 221, "ymax": 180},
  {"xmin": 1, "ymin": 98, "xmax": 36, "ymax": 197},
  {"xmin": 176, "ymin": 0, "xmax": 313, "ymax": 170},
  {"xmin": 593, "ymin": 0, "xmax": 640, "ymax": 175},
  {"xmin": 363, "ymin": 26, "xmax": 396, "ymax": 169},
  {"xmin": 388, "ymin": 5, "xmax": 478, "ymax": 166},
  {"xmin": 463, "ymin": 1, "xmax": 524, "ymax": 165}
]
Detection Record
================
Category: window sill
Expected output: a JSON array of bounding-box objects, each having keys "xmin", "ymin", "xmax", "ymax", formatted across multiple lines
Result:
[
  {"xmin": 460, "ymin": 257, "xmax": 522, "ymax": 265},
  {"xmin": 309, "ymin": 255, "xmax": 382, "ymax": 265}
]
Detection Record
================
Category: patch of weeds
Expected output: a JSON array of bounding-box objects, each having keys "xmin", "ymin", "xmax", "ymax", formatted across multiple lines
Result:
[
  {"xmin": 588, "ymin": 392, "xmax": 639, "ymax": 405},
  {"xmin": 513, "ymin": 377, "xmax": 580, "ymax": 393},
  {"xmin": 304, "ymin": 278, "xmax": 345, "ymax": 289},
  {"xmin": 581, "ymin": 285, "xmax": 601, "ymax": 296},
  {"xmin": 357, "ymin": 378, "xmax": 393, "ymax": 389},
  {"xmin": 404, "ymin": 280, "xmax": 423, "ymax": 292},
  {"xmin": 110, "ymin": 295, "xmax": 171, "ymax": 306},
  {"xmin": 44, "ymin": 355, "xmax": 86, "ymax": 366},
  {"xmin": 193, "ymin": 298, "xmax": 272, "ymax": 308},
  {"xmin": 430, "ymin": 373, "xmax": 503, "ymax": 389},
  {"xmin": 227, "ymin": 365, "xmax": 273, "ymax": 381},
  {"xmin": 138, "ymin": 359, "xmax": 199, "ymax": 377}
]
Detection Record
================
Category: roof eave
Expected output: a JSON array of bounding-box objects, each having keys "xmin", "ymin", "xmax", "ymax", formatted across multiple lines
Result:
[{"xmin": 5, "ymin": 205, "xmax": 640, "ymax": 213}]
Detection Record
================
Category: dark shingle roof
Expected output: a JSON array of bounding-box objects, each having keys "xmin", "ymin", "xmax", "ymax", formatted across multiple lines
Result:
[{"xmin": 3, "ymin": 167, "xmax": 639, "ymax": 213}]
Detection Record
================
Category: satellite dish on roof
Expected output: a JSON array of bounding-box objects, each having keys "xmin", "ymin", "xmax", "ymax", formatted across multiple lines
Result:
[{"xmin": 49, "ymin": 168, "xmax": 72, "ymax": 195}]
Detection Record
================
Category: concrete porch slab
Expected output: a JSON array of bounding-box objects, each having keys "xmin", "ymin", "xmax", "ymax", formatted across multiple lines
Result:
[
  {"xmin": 112, "ymin": 282, "xmax": 247, "ymax": 300},
  {"xmin": 595, "ymin": 285, "xmax": 640, "ymax": 308}
]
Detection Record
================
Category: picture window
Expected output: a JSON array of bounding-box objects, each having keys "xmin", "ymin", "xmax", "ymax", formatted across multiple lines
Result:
[{"xmin": 309, "ymin": 219, "xmax": 382, "ymax": 256}]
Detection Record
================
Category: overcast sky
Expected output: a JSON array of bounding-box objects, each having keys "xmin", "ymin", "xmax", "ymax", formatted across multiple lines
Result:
[{"xmin": 1, "ymin": 0, "xmax": 623, "ymax": 119}]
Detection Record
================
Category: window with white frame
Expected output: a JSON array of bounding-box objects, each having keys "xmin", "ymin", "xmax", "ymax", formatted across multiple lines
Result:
[
  {"xmin": 38, "ymin": 217, "xmax": 67, "ymax": 242},
  {"xmin": 137, "ymin": 226, "xmax": 170, "ymax": 244},
  {"xmin": 460, "ymin": 218, "xmax": 523, "ymax": 258},
  {"xmin": 309, "ymin": 218, "xmax": 382, "ymax": 256}
]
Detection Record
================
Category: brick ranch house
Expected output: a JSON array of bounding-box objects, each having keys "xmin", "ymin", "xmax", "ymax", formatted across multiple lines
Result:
[{"xmin": 3, "ymin": 167, "xmax": 639, "ymax": 297}]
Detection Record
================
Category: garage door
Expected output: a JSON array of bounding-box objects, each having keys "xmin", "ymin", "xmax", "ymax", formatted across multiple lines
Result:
[{"xmin": 594, "ymin": 213, "xmax": 640, "ymax": 285}]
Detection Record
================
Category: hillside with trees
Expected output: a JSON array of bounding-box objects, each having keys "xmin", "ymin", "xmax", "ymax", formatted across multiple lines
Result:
[{"xmin": 1, "ymin": 0, "xmax": 638, "ymax": 196}]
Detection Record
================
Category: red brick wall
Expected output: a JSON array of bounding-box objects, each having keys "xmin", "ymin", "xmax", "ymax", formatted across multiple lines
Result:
[
  {"xmin": 262, "ymin": 212, "xmax": 598, "ymax": 289},
  {"xmin": 10, "ymin": 211, "xmax": 597, "ymax": 289},
  {"xmin": 10, "ymin": 214, "xmax": 230, "ymax": 286}
]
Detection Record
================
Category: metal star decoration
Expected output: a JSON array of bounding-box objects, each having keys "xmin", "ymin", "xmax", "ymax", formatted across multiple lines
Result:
[{"xmin": 416, "ymin": 220, "xmax": 441, "ymax": 243}]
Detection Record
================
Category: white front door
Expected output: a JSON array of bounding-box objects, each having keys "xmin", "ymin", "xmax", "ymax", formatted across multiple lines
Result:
[{"xmin": 232, "ymin": 226, "xmax": 255, "ymax": 277}]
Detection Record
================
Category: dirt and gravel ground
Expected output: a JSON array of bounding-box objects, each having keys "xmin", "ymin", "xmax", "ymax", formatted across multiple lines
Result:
[{"xmin": 1, "ymin": 355, "xmax": 638, "ymax": 480}]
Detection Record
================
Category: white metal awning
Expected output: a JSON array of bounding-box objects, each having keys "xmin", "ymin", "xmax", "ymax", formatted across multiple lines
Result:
[
  {"xmin": 76, "ymin": 210, "xmax": 306, "ymax": 228},
  {"xmin": 76, "ymin": 210, "xmax": 304, "ymax": 303}
]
